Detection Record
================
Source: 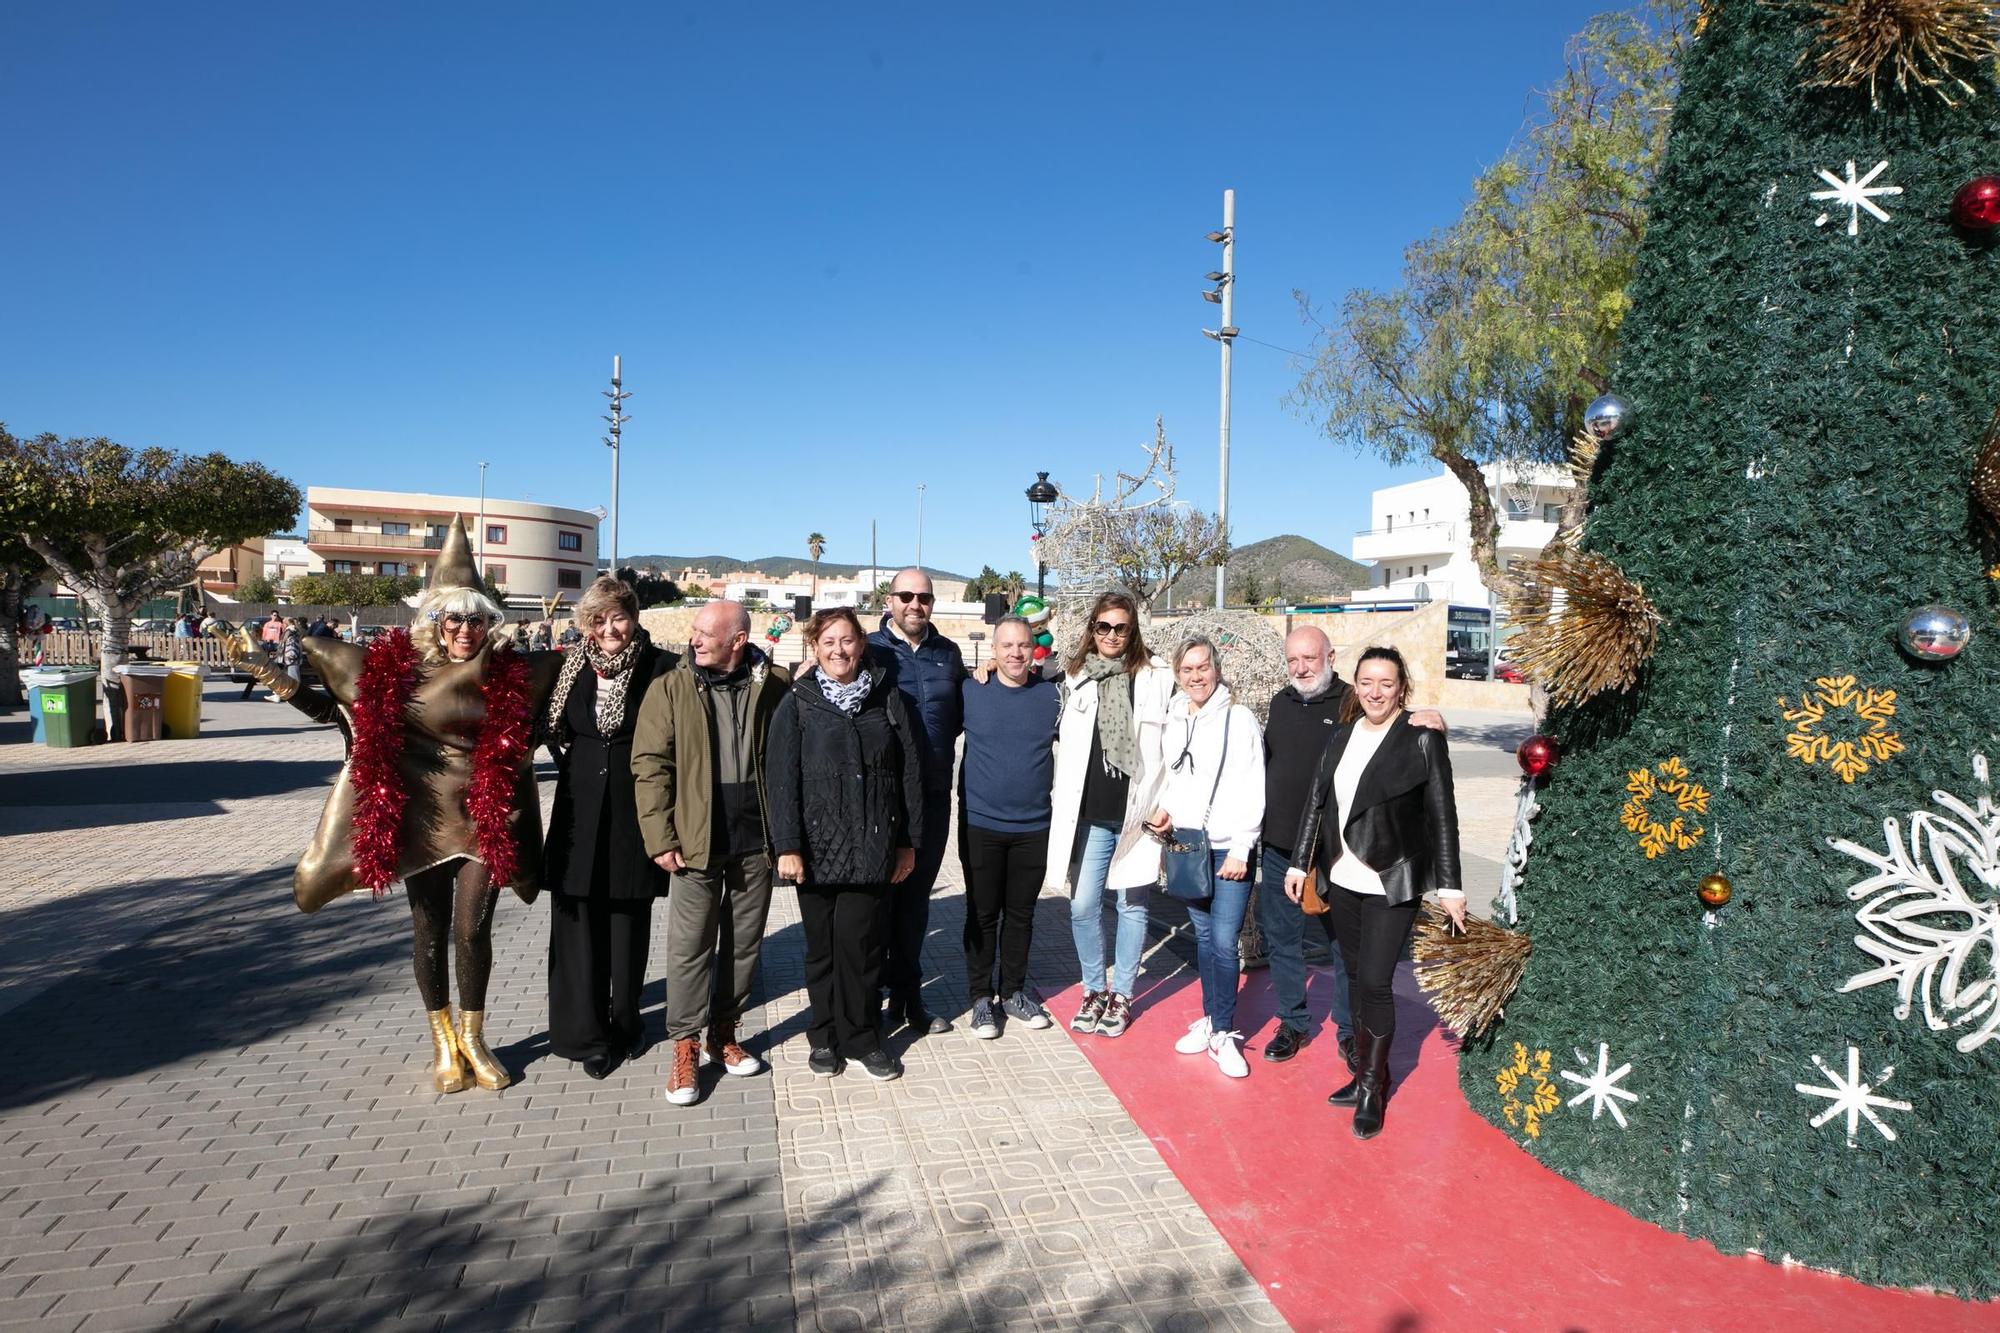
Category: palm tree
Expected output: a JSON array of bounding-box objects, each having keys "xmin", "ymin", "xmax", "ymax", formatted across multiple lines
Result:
[{"xmin": 806, "ymin": 532, "xmax": 826, "ymax": 597}]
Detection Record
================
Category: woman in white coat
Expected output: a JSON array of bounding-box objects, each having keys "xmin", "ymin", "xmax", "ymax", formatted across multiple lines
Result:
[
  {"xmin": 1144, "ymin": 637, "xmax": 1265, "ymax": 1077},
  {"xmin": 1045, "ymin": 592, "xmax": 1175, "ymax": 1039}
]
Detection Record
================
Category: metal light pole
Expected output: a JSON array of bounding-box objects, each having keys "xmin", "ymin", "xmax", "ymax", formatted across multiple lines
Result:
[
  {"xmin": 916, "ymin": 483, "xmax": 926, "ymax": 570},
  {"xmin": 1026, "ymin": 471, "xmax": 1058, "ymax": 599},
  {"xmin": 1202, "ymin": 190, "xmax": 1237, "ymax": 608},
  {"xmin": 477, "ymin": 462, "xmax": 488, "ymax": 578},
  {"xmin": 602, "ymin": 355, "xmax": 630, "ymax": 571}
]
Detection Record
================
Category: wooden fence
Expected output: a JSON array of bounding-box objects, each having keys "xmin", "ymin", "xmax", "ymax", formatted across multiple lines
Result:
[{"xmin": 28, "ymin": 634, "xmax": 236, "ymax": 669}]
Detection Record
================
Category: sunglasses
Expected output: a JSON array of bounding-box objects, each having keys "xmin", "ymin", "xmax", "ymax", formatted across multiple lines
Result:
[
  {"xmin": 1092, "ymin": 621, "xmax": 1133, "ymax": 638},
  {"xmin": 439, "ymin": 613, "xmax": 490, "ymax": 631},
  {"xmin": 891, "ymin": 591, "xmax": 936, "ymax": 606}
]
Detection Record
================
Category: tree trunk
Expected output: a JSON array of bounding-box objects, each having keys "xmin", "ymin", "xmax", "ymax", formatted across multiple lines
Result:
[
  {"xmin": 0, "ymin": 573, "xmax": 21, "ymax": 708},
  {"xmin": 95, "ymin": 601, "xmax": 133, "ymax": 742}
]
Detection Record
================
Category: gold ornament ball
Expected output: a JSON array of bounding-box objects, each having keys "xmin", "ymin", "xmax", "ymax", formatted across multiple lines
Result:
[{"xmin": 1697, "ymin": 873, "xmax": 1732, "ymax": 908}]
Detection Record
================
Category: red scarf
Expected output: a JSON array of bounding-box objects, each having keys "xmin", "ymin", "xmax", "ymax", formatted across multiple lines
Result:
[{"xmin": 349, "ymin": 633, "xmax": 532, "ymax": 891}]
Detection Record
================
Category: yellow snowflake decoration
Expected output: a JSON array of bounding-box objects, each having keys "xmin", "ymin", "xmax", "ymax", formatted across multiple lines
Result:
[
  {"xmin": 1495, "ymin": 1042, "xmax": 1561, "ymax": 1139},
  {"xmin": 1620, "ymin": 756, "xmax": 1710, "ymax": 858},
  {"xmin": 1778, "ymin": 675, "xmax": 1903, "ymax": 783}
]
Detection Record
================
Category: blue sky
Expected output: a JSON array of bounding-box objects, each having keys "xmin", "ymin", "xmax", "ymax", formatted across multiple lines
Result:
[{"xmin": 2, "ymin": 3, "xmax": 1611, "ymax": 577}]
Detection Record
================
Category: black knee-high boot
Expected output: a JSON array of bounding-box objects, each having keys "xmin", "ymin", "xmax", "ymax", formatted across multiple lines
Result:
[
  {"xmin": 1352, "ymin": 1026, "xmax": 1393, "ymax": 1139},
  {"xmin": 1327, "ymin": 1032, "xmax": 1364, "ymax": 1107}
]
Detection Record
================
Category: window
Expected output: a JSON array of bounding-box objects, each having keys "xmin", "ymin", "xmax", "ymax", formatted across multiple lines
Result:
[
  {"xmin": 557, "ymin": 569, "xmax": 582, "ymax": 590},
  {"xmin": 1543, "ymin": 503, "xmax": 1563, "ymax": 523},
  {"xmin": 381, "ymin": 522, "xmax": 410, "ymax": 536},
  {"xmin": 486, "ymin": 564, "xmax": 507, "ymax": 586},
  {"xmin": 485, "ymin": 524, "xmax": 508, "ymax": 545},
  {"xmin": 330, "ymin": 560, "xmax": 357, "ymax": 574},
  {"xmin": 333, "ymin": 518, "xmax": 353, "ymax": 532},
  {"xmin": 377, "ymin": 562, "xmax": 408, "ymax": 577},
  {"xmin": 558, "ymin": 531, "xmax": 583, "ymax": 552}
]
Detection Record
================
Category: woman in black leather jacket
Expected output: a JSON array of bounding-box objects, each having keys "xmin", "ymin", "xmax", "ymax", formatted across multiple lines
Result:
[
  {"xmin": 767, "ymin": 608, "xmax": 925, "ymax": 1083},
  {"xmin": 1285, "ymin": 645, "xmax": 1464, "ymax": 1139}
]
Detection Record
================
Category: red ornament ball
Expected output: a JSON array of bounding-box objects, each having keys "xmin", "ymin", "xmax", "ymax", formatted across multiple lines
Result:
[
  {"xmin": 1031, "ymin": 644, "xmax": 1051, "ymax": 661},
  {"xmin": 1953, "ymin": 177, "xmax": 2000, "ymax": 234},
  {"xmin": 1698, "ymin": 873, "xmax": 1732, "ymax": 908},
  {"xmin": 1516, "ymin": 734, "xmax": 1560, "ymax": 778}
]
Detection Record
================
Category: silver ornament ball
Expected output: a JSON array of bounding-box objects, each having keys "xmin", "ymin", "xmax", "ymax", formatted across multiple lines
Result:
[
  {"xmin": 1899, "ymin": 605, "xmax": 1971, "ymax": 661},
  {"xmin": 1584, "ymin": 394, "xmax": 1630, "ymax": 441}
]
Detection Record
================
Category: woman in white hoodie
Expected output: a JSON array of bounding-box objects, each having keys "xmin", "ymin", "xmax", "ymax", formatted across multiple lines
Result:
[
  {"xmin": 1044, "ymin": 592, "xmax": 1176, "ymax": 1039},
  {"xmin": 1144, "ymin": 636, "xmax": 1265, "ymax": 1078}
]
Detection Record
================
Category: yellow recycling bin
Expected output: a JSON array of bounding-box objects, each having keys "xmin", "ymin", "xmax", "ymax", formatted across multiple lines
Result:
[{"xmin": 160, "ymin": 661, "xmax": 209, "ymax": 739}]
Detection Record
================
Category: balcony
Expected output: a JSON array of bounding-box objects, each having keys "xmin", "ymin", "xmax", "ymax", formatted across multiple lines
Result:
[
  {"xmin": 1352, "ymin": 520, "xmax": 1455, "ymax": 564},
  {"xmin": 306, "ymin": 531, "xmax": 447, "ymax": 552}
]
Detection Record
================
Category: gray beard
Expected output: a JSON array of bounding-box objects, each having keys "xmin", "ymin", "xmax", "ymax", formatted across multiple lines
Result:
[{"xmin": 1292, "ymin": 668, "xmax": 1335, "ymax": 701}]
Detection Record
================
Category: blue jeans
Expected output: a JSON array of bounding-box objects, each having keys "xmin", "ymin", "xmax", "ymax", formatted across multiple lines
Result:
[
  {"xmin": 1186, "ymin": 849, "xmax": 1252, "ymax": 1032},
  {"xmin": 1257, "ymin": 844, "xmax": 1352, "ymax": 1034},
  {"xmin": 1070, "ymin": 822, "xmax": 1149, "ymax": 997}
]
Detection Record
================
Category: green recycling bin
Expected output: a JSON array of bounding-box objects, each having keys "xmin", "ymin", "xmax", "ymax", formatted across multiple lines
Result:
[{"xmin": 24, "ymin": 668, "xmax": 97, "ymax": 747}]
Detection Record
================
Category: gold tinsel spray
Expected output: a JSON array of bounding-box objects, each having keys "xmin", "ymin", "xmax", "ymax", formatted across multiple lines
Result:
[
  {"xmin": 1411, "ymin": 906, "xmax": 1533, "ymax": 1039},
  {"xmin": 1790, "ymin": 0, "xmax": 2000, "ymax": 106},
  {"xmin": 1504, "ymin": 549, "xmax": 1663, "ymax": 708}
]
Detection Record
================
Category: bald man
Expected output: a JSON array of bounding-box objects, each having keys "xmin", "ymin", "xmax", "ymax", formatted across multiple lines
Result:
[
  {"xmin": 632, "ymin": 600, "xmax": 793, "ymax": 1105},
  {"xmin": 865, "ymin": 566, "xmax": 966, "ymax": 1035}
]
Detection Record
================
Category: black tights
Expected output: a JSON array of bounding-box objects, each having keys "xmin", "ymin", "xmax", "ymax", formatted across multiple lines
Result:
[
  {"xmin": 405, "ymin": 858, "xmax": 500, "ymax": 1011},
  {"xmin": 1325, "ymin": 886, "xmax": 1419, "ymax": 1037}
]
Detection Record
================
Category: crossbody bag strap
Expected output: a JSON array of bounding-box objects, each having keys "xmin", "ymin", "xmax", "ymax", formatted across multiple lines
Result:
[{"xmin": 1196, "ymin": 710, "xmax": 1229, "ymax": 830}]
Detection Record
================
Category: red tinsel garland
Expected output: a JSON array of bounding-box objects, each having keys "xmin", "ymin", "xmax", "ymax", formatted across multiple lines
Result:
[
  {"xmin": 350, "ymin": 629, "xmax": 419, "ymax": 893},
  {"xmin": 466, "ymin": 645, "xmax": 531, "ymax": 887}
]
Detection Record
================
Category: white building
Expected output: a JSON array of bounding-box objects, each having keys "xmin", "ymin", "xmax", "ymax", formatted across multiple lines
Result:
[
  {"xmin": 305, "ymin": 486, "xmax": 600, "ymax": 608},
  {"xmin": 1350, "ymin": 463, "xmax": 1572, "ymax": 610},
  {"xmin": 263, "ymin": 535, "xmax": 322, "ymax": 585}
]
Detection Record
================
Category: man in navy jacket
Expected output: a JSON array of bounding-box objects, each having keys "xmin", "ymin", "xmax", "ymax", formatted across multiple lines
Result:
[{"xmin": 866, "ymin": 567, "xmax": 964, "ymax": 1035}]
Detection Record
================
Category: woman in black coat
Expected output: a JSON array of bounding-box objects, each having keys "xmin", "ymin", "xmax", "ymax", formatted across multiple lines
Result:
[
  {"xmin": 1286, "ymin": 645, "xmax": 1464, "ymax": 1140},
  {"xmin": 767, "ymin": 607, "xmax": 924, "ymax": 1083},
  {"xmin": 542, "ymin": 577, "xmax": 679, "ymax": 1078}
]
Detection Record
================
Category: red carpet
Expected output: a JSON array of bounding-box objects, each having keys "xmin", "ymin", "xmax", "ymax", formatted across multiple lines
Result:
[{"xmin": 1056, "ymin": 965, "xmax": 2000, "ymax": 1332}]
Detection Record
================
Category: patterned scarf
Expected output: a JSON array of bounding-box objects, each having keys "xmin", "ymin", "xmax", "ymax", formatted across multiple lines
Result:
[
  {"xmin": 544, "ymin": 629, "xmax": 647, "ymax": 747},
  {"xmin": 817, "ymin": 667, "xmax": 872, "ymax": 715},
  {"xmin": 1079, "ymin": 653, "xmax": 1140, "ymax": 779}
]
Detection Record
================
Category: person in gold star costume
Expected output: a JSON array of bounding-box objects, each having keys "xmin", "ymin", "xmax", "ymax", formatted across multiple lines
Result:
[{"xmin": 226, "ymin": 517, "xmax": 561, "ymax": 1093}]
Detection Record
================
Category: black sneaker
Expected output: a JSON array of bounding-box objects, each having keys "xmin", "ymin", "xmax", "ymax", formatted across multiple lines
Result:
[
  {"xmin": 1262, "ymin": 1024, "xmax": 1311, "ymax": 1064},
  {"xmin": 1071, "ymin": 990, "xmax": 1108, "ymax": 1033},
  {"xmin": 1096, "ymin": 993, "xmax": 1132, "ymax": 1038},
  {"xmin": 907, "ymin": 1004, "xmax": 951, "ymax": 1036},
  {"xmin": 808, "ymin": 1046, "xmax": 845, "ymax": 1077},
  {"xmin": 1002, "ymin": 988, "xmax": 1053, "ymax": 1030},
  {"xmin": 969, "ymin": 998, "xmax": 1001, "ymax": 1040},
  {"xmin": 856, "ymin": 1048, "xmax": 903, "ymax": 1081}
]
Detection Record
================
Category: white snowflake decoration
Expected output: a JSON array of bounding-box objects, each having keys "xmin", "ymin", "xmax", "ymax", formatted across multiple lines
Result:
[
  {"xmin": 1809, "ymin": 160, "xmax": 1902, "ymax": 236},
  {"xmin": 1795, "ymin": 1045, "xmax": 1913, "ymax": 1147},
  {"xmin": 1558, "ymin": 1043, "xmax": 1638, "ymax": 1128},
  {"xmin": 1827, "ymin": 753, "xmax": 2000, "ymax": 1055}
]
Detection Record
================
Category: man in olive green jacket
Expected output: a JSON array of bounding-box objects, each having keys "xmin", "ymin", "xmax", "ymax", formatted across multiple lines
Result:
[{"xmin": 631, "ymin": 600, "xmax": 790, "ymax": 1106}]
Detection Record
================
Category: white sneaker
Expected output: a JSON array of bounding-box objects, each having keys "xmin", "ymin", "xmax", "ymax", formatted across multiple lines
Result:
[
  {"xmin": 1208, "ymin": 1030, "xmax": 1249, "ymax": 1078},
  {"xmin": 1175, "ymin": 1015, "xmax": 1213, "ymax": 1055}
]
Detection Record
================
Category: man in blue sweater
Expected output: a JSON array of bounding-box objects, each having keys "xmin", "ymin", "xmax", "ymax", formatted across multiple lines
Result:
[
  {"xmin": 866, "ymin": 567, "xmax": 965, "ymax": 1035},
  {"xmin": 957, "ymin": 616, "xmax": 1061, "ymax": 1037}
]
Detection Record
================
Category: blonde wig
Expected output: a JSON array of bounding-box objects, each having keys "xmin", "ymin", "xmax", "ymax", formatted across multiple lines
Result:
[{"xmin": 410, "ymin": 584, "xmax": 506, "ymax": 665}]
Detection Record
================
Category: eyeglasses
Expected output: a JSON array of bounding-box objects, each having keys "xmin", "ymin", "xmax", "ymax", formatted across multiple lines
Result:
[
  {"xmin": 1092, "ymin": 621, "xmax": 1132, "ymax": 638},
  {"xmin": 891, "ymin": 591, "xmax": 935, "ymax": 606},
  {"xmin": 440, "ymin": 613, "xmax": 490, "ymax": 631}
]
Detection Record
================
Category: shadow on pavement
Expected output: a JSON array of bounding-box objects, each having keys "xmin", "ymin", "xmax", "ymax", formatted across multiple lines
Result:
[{"xmin": 0, "ymin": 757, "xmax": 341, "ymax": 810}]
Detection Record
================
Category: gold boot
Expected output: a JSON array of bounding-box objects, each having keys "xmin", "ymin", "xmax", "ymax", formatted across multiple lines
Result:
[
  {"xmin": 455, "ymin": 1010, "xmax": 511, "ymax": 1090},
  {"xmin": 426, "ymin": 1008, "xmax": 469, "ymax": 1094}
]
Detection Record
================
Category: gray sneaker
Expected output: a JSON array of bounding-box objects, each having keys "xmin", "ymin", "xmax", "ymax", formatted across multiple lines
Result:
[
  {"xmin": 969, "ymin": 997, "xmax": 1001, "ymax": 1040},
  {"xmin": 1002, "ymin": 988, "xmax": 1053, "ymax": 1030}
]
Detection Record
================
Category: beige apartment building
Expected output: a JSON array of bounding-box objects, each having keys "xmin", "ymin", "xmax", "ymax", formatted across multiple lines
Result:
[{"xmin": 305, "ymin": 487, "xmax": 600, "ymax": 606}]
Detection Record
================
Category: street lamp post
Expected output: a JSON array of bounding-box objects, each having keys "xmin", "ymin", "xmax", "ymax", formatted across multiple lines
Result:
[
  {"xmin": 476, "ymin": 462, "xmax": 488, "ymax": 579},
  {"xmin": 916, "ymin": 482, "xmax": 926, "ymax": 570},
  {"xmin": 602, "ymin": 355, "xmax": 630, "ymax": 572},
  {"xmin": 1202, "ymin": 189, "xmax": 1238, "ymax": 609},
  {"xmin": 1025, "ymin": 470, "xmax": 1058, "ymax": 599}
]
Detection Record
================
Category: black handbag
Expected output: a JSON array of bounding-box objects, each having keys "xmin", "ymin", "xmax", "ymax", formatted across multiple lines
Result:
[{"xmin": 1160, "ymin": 712, "xmax": 1229, "ymax": 902}]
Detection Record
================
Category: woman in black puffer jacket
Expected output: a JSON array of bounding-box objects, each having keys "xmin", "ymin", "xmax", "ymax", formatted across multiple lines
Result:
[{"xmin": 767, "ymin": 608, "xmax": 925, "ymax": 1082}]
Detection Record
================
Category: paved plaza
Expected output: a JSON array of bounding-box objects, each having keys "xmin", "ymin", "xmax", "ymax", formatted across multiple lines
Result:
[{"xmin": 0, "ymin": 685, "xmax": 1525, "ymax": 1332}]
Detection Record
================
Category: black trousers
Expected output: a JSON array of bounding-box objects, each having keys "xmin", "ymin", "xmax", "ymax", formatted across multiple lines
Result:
[
  {"xmin": 1324, "ymin": 886, "xmax": 1419, "ymax": 1038},
  {"xmin": 883, "ymin": 789, "xmax": 953, "ymax": 1005},
  {"xmin": 547, "ymin": 894, "xmax": 653, "ymax": 1062},
  {"xmin": 960, "ymin": 824, "xmax": 1047, "ymax": 1002},
  {"xmin": 798, "ymin": 884, "xmax": 891, "ymax": 1056}
]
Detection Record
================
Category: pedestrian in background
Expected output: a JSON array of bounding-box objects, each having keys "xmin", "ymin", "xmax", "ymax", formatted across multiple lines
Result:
[{"xmin": 769, "ymin": 608, "xmax": 925, "ymax": 1081}]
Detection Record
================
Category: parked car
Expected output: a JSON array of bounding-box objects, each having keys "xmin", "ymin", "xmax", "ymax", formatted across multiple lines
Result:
[
  {"xmin": 1443, "ymin": 649, "xmax": 1488, "ymax": 681},
  {"xmin": 1495, "ymin": 661, "xmax": 1527, "ymax": 684}
]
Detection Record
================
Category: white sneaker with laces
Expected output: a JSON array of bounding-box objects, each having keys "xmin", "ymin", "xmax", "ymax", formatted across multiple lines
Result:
[
  {"xmin": 1208, "ymin": 1030, "xmax": 1249, "ymax": 1078},
  {"xmin": 1175, "ymin": 1015, "xmax": 1213, "ymax": 1055}
]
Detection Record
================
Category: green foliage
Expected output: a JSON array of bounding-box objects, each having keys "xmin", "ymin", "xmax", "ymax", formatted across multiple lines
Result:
[
  {"xmin": 962, "ymin": 564, "xmax": 1006, "ymax": 600},
  {"xmin": 1108, "ymin": 507, "xmax": 1229, "ymax": 609},
  {"xmin": 289, "ymin": 572, "xmax": 421, "ymax": 607},
  {"xmin": 236, "ymin": 574, "xmax": 279, "ymax": 604},
  {"xmin": 1458, "ymin": 2, "xmax": 2000, "ymax": 1296},
  {"xmin": 1235, "ymin": 571, "xmax": 1264, "ymax": 606},
  {"xmin": 615, "ymin": 565, "xmax": 681, "ymax": 609}
]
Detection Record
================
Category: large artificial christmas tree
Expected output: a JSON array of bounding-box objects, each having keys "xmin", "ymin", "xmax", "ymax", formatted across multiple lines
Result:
[{"xmin": 1460, "ymin": 0, "xmax": 2000, "ymax": 1295}]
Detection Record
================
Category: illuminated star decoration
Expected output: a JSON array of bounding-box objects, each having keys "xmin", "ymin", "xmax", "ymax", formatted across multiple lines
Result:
[
  {"xmin": 1558, "ymin": 1043, "xmax": 1639, "ymax": 1128},
  {"xmin": 1795, "ymin": 1045, "xmax": 1913, "ymax": 1146},
  {"xmin": 1810, "ymin": 160, "xmax": 1902, "ymax": 236}
]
